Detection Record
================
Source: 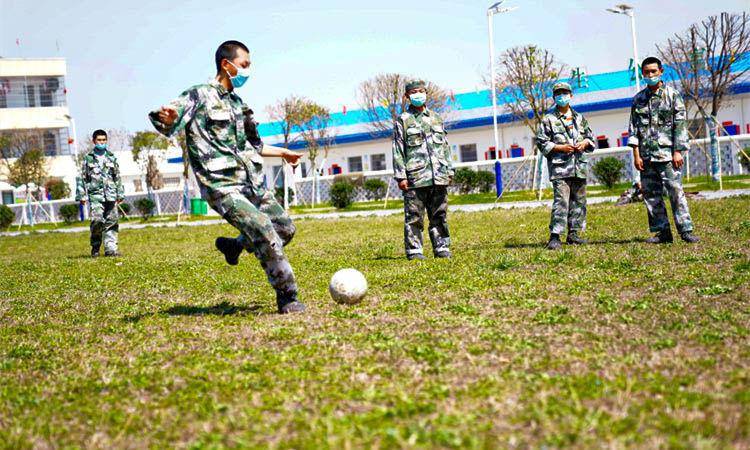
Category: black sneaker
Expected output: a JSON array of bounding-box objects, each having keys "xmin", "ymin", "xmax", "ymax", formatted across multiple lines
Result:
[
  {"xmin": 104, "ymin": 251, "xmax": 121, "ymax": 257},
  {"xmin": 435, "ymin": 251, "xmax": 452, "ymax": 258},
  {"xmin": 566, "ymin": 232, "xmax": 587, "ymax": 245},
  {"xmin": 215, "ymin": 237, "xmax": 243, "ymax": 266},
  {"xmin": 277, "ymin": 292, "xmax": 306, "ymax": 314},
  {"xmin": 680, "ymin": 232, "xmax": 700, "ymax": 243},
  {"xmin": 546, "ymin": 235, "xmax": 562, "ymax": 250},
  {"xmin": 91, "ymin": 248, "xmax": 100, "ymax": 258},
  {"xmin": 646, "ymin": 229, "xmax": 673, "ymax": 244},
  {"xmin": 407, "ymin": 253, "xmax": 426, "ymax": 261}
]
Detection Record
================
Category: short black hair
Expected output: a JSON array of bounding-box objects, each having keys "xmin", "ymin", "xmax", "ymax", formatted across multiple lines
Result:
[
  {"xmin": 641, "ymin": 56, "xmax": 663, "ymax": 71},
  {"xmin": 215, "ymin": 40, "xmax": 249, "ymax": 73},
  {"xmin": 92, "ymin": 129, "xmax": 107, "ymax": 141}
]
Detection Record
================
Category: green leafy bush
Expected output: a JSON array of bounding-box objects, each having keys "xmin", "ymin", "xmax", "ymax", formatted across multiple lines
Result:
[
  {"xmin": 363, "ymin": 178, "xmax": 388, "ymax": 200},
  {"xmin": 0, "ymin": 204, "xmax": 14, "ymax": 230},
  {"xmin": 475, "ymin": 170, "xmax": 495, "ymax": 193},
  {"xmin": 453, "ymin": 168, "xmax": 477, "ymax": 194},
  {"xmin": 593, "ymin": 157, "xmax": 625, "ymax": 189},
  {"xmin": 134, "ymin": 198, "xmax": 156, "ymax": 220},
  {"xmin": 119, "ymin": 202, "xmax": 132, "ymax": 215},
  {"xmin": 740, "ymin": 147, "xmax": 750, "ymax": 173},
  {"xmin": 45, "ymin": 179, "xmax": 71, "ymax": 200},
  {"xmin": 274, "ymin": 187, "xmax": 295, "ymax": 204},
  {"xmin": 330, "ymin": 181, "xmax": 355, "ymax": 209},
  {"xmin": 59, "ymin": 204, "xmax": 79, "ymax": 224}
]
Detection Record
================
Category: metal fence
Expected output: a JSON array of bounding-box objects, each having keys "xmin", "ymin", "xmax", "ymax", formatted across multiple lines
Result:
[
  {"xmin": 293, "ymin": 134, "xmax": 749, "ymax": 205},
  {"xmin": 4, "ymin": 134, "xmax": 748, "ymax": 225}
]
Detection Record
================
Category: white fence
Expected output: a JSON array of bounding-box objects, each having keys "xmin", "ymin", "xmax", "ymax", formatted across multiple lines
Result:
[{"xmin": 5, "ymin": 134, "xmax": 748, "ymax": 226}]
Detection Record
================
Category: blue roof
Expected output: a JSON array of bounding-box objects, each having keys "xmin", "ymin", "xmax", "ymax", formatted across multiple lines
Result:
[{"xmin": 259, "ymin": 53, "xmax": 750, "ymax": 148}]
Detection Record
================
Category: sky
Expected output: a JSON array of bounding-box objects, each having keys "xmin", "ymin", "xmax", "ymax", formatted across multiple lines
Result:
[{"xmin": 1, "ymin": 0, "xmax": 747, "ymax": 139}]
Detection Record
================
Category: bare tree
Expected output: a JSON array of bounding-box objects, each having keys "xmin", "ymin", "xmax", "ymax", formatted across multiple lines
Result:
[
  {"xmin": 266, "ymin": 95, "xmax": 307, "ymax": 149},
  {"xmin": 297, "ymin": 100, "xmax": 335, "ymax": 206},
  {"xmin": 357, "ymin": 73, "xmax": 453, "ymax": 135},
  {"xmin": 658, "ymin": 12, "xmax": 750, "ymax": 181},
  {"xmin": 0, "ymin": 131, "xmax": 49, "ymax": 199},
  {"xmin": 132, "ymin": 131, "xmax": 169, "ymax": 193}
]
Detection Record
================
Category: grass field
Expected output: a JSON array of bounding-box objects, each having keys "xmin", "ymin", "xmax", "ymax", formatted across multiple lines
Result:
[{"xmin": 1, "ymin": 196, "xmax": 749, "ymax": 448}]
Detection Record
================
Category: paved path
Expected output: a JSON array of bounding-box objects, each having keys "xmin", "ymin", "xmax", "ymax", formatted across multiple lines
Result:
[{"xmin": 3, "ymin": 188, "xmax": 748, "ymax": 237}]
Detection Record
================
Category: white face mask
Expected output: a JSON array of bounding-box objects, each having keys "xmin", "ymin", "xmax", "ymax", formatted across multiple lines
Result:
[{"xmin": 409, "ymin": 92, "xmax": 427, "ymax": 107}]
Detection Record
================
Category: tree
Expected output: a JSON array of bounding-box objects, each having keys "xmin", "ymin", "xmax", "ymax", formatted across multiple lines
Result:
[
  {"xmin": 0, "ymin": 131, "xmax": 48, "ymax": 199},
  {"xmin": 356, "ymin": 73, "xmax": 453, "ymax": 135},
  {"xmin": 658, "ymin": 12, "xmax": 750, "ymax": 181},
  {"xmin": 492, "ymin": 45, "xmax": 567, "ymax": 190},
  {"xmin": 132, "ymin": 131, "xmax": 168, "ymax": 193},
  {"xmin": 266, "ymin": 95, "xmax": 306, "ymax": 149},
  {"xmin": 297, "ymin": 100, "xmax": 335, "ymax": 206}
]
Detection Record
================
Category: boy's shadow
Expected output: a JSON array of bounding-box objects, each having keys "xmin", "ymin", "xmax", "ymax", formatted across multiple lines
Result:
[
  {"xmin": 123, "ymin": 301, "xmax": 262, "ymax": 323},
  {"xmin": 504, "ymin": 237, "xmax": 645, "ymax": 249}
]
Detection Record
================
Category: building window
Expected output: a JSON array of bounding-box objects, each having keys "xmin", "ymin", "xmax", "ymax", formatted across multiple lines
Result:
[
  {"xmin": 43, "ymin": 131, "xmax": 58, "ymax": 156},
  {"xmin": 25, "ymin": 85, "xmax": 36, "ymax": 107},
  {"xmin": 348, "ymin": 156, "xmax": 363, "ymax": 173},
  {"xmin": 460, "ymin": 144, "xmax": 477, "ymax": 162},
  {"xmin": 299, "ymin": 162, "xmax": 307, "ymax": 178},
  {"xmin": 271, "ymin": 165, "xmax": 284, "ymax": 188},
  {"xmin": 371, "ymin": 153, "xmax": 386, "ymax": 171}
]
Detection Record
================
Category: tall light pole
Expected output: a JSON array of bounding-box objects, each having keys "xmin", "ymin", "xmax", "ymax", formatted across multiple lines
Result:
[
  {"xmin": 488, "ymin": 1, "xmax": 518, "ymax": 161},
  {"xmin": 606, "ymin": 4, "xmax": 641, "ymax": 91}
]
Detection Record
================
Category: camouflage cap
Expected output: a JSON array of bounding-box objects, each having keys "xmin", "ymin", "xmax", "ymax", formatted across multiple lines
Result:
[
  {"xmin": 405, "ymin": 79, "xmax": 426, "ymax": 93},
  {"xmin": 552, "ymin": 81, "xmax": 572, "ymax": 93}
]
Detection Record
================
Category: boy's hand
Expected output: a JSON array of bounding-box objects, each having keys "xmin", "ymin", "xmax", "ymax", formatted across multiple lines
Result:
[
  {"xmin": 398, "ymin": 180, "xmax": 409, "ymax": 191},
  {"xmin": 281, "ymin": 150, "xmax": 303, "ymax": 167},
  {"xmin": 555, "ymin": 144, "xmax": 575, "ymax": 154},
  {"xmin": 673, "ymin": 151, "xmax": 684, "ymax": 170},
  {"xmin": 157, "ymin": 106, "xmax": 178, "ymax": 126},
  {"xmin": 634, "ymin": 155, "xmax": 644, "ymax": 172}
]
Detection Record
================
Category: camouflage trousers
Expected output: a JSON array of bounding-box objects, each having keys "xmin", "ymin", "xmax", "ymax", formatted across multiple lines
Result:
[
  {"xmin": 403, "ymin": 185, "xmax": 450, "ymax": 256},
  {"xmin": 641, "ymin": 161, "xmax": 694, "ymax": 234},
  {"xmin": 549, "ymin": 177, "xmax": 587, "ymax": 235},
  {"xmin": 89, "ymin": 200, "xmax": 119, "ymax": 253},
  {"xmin": 209, "ymin": 186, "xmax": 297, "ymax": 298}
]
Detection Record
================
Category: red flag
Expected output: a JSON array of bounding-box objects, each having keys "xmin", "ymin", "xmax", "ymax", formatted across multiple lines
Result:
[
  {"xmin": 342, "ymin": 105, "xmax": 347, "ymax": 114},
  {"xmin": 16, "ymin": 38, "xmax": 20, "ymax": 46}
]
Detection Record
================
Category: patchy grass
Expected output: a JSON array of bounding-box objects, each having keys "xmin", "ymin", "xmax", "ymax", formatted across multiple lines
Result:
[{"xmin": 0, "ymin": 196, "xmax": 749, "ymax": 448}]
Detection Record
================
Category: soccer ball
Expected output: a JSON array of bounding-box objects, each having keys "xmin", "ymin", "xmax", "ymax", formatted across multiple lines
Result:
[{"xmin": 329, "ymin": 268, "xmax": 368, "ymax": 305}]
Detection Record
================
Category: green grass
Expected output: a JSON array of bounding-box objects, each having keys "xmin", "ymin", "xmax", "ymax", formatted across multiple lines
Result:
[{"xmin": 1, "ymin": 196, "xmax": 749, "ymax": 448}]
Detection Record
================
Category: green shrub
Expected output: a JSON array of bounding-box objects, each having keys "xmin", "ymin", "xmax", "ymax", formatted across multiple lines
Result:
[
  {"xmin": 363, "ymin": 178, "xmax": 388, "ymax": 200},
  {"xmin": 330, "ymin": 181, "xmax": 355, "ymax": 209},
  {"xmin": 59, "ymin": 204, "xmax": 79, "ymax": 224},
  {"xmin": 475, "ymin": 170, "xmax": 495, "ymax": 193},
  {"xmin": 593, "ymin": 157, "xmax": 625, "ymax": 189},
  {"xmin": 740, "ymin": 147, "xmax": 750, "ymax": 173},
  {"xmin": 134, "ymin": 198, "xmax": 156, "ymax": 220},
  {"xmin": 45, "ymin": 179, "xmax": 71, "ymax": 200},
  {"xmin": 119, "ymin": 202, "xmax": 132, "ymax": 215},
  {"xmin": 274, "ymin": 187, "xmax": 295, "ymax": 204},
  {"xmin": 453, "ymin": 168, "xmax": 477, "ymax": 194},
  {"xmin": 0, "ymin": 204, "xmax": 14, "ymax": 230}
]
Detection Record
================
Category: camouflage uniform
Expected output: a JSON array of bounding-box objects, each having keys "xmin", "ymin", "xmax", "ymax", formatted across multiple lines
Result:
[
  {"xmin": 75, "ymin": 148, "xmax": 124, "ymax": 254},
  {"xmin": 536, "ymin": 105, "xmax": 596, "ymax": 235},
  {"xmin": 628, "ymin": 84, "xmax": 694, "ymax": 234},
  {"xmin": 148, "ymin": 80, "xmax": 298, "ymax": 303},
  {"xmin": 393, "ymin": 103, "xmax": 454, "ymax": 257}
]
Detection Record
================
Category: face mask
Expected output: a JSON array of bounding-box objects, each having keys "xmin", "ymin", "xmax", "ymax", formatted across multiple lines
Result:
[
  {"xmin": 644, "ymin": 75, "xmax": 661, "ymax": 86},
  {"xmin": 554, "ymin": 94, "xmax": 571, "ymax": 107},
  {"xmin": 226, "ymin": 61, "xmax": 251, "ymax": 88},
  {"xmin": 409, "ymin": 92, "xmax": 427, "ymax": 107},
  {"xmin": 94, "ymin": 143, "xmax": 107, "ymax": 151}
]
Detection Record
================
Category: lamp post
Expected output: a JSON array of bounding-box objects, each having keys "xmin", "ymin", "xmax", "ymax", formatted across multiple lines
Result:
[
  {"xmin": 487, "ymin": 1, "xmax": 518, "ymax": 161},
  {"xmin": 606, "ymin": 4, "xmax": 641, "ymax": 91}
]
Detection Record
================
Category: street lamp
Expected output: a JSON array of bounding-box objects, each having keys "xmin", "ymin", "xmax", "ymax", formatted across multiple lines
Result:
[
  {"xmin": 606, "ymin": 4, "xmax": 641, "ymax": 91},
  {"xmin": 488, "ymin": 0, "xmax": 518, "ymax": 161}
]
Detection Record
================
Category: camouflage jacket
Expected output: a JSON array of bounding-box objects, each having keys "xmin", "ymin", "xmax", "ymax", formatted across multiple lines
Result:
[
  {"xmin": 536, "ymin": 107, "xmax": 596, "ymax": 180},
  {"xmin": 75, "ymin": 149, "xmax": 124, "ymax": 202},
  {"xmin": 627, "ymin": 84, "xmax": 689, "ymax": 162},
  {"xmin": 392, "ymin": 106, "xmax": 453, "ymax": 188},
  {"xmin": 148, "ymin": 80, "xmax": 265, "ymax": 196}
]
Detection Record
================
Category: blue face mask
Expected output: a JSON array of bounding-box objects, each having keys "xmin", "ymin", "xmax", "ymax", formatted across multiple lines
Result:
[
  {"xmin": 554, "ymin": 94, "xmax": 571, "ymax": 107},
  {"xmin": 94, "ymin": 143, "xmax": 107, "ymax": 151},
  {"xmin": 645, "ymin": 75, "xmax": 661, "ymax": 86},
  {"xmin": 226, "ymin": 61, "xmax": 251, "ymax": 88},
  {"xmin": 409, "ymin": 92, "xmax": 427, "ymax": 107}
]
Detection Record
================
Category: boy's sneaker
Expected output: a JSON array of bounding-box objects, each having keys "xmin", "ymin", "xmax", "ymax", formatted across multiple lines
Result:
[
  {"xmin": 546, "ymin": 234, "xmax": 562, "ymax": 250},
  {"xmin": 215, "ymin": 237, "xmax": 243, "ymax": 265},
  {"xmin": 407, "ymin": 253, "xmax": 426, "ymax": 261},
  {"xmin": 680, "ymin": 232, "xmax": 700, "ymax": 243},
  {"xmin": 566, "ymin": 232, "xmax": 587, "ymax": 245},
  {"xmin": 435, "ymin": 251, "xmax": 452, "ymax": 259},
  {"xmin": 277, "ymin": 292, "xmax": 306, "ymax": 314},
  {"xmin": 646, "ymin": 229, "xmax": 673, "ymax": 244}
]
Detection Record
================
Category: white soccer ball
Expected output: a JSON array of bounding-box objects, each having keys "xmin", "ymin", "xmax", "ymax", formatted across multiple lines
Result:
[{"xmin": 329, "ymin": 268, "xmax": 368, "ymax": 305}]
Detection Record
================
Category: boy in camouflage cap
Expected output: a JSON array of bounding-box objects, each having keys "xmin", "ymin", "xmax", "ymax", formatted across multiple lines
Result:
[
  {"xmin": 392, "ymin": 79, "xmax": 454, "ymax": 260},
  {"xmin": 628, "ymin": 57, "xmax": 699, "ymax": 244},
  {"xmin": 536, "ymin": 81, "xmax": 596, "ymax": 250}
]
